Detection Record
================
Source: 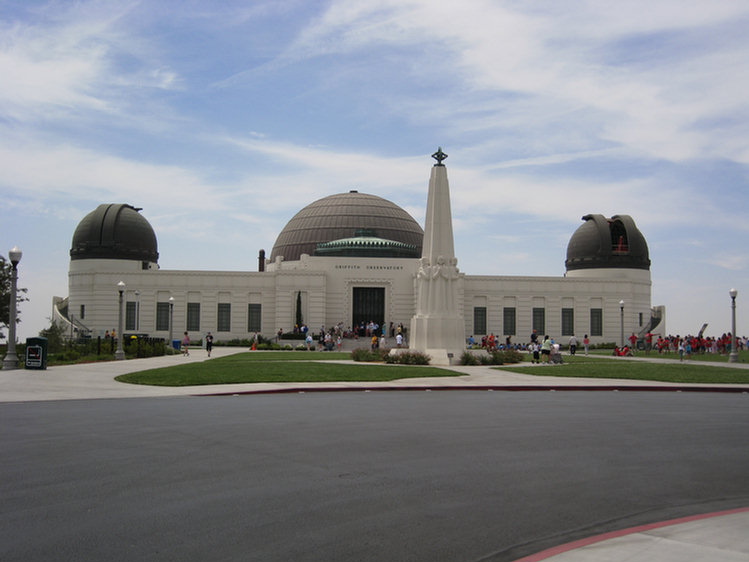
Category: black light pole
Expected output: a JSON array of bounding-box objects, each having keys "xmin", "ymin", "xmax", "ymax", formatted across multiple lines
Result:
[
  {"xmin": 729, "ymin": 288, "xmax": 738, "ymax": 363},
  {"xmin": 619, "ymin": 300, "xmax": 625, "ymax": 348},
  {"xmin": 168, "ymin": 296, "xmax": 175, "ymax": 348},
  {"xmin": 2, "ymin": 246, "xmax": 22, "ymax": 370},
  {"xmin": 115, "ymin": 281, "xmax": 126, "ymax": 360},
  {"xmin": 134, "ymin": 289, "xmax": 140, "ymax": 332}
]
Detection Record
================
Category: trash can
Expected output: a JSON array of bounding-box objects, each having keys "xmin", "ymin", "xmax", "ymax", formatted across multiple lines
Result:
[
  {"xmin": 172, "ymin": 339, "xmax": 181, "ymax": 351},
  {"xmin": 25, "ymin": 337, "xmax": 48, "ymax": 370}
]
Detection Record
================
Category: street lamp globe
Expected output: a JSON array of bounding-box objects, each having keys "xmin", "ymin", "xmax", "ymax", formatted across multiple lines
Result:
[{"xmin": 9, "ymin": 246, "xmax": 22, "ymax": 264}]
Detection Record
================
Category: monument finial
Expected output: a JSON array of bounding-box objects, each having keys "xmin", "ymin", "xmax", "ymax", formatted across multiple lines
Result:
[{"xmin": 431, "ymin": 147, "xmax": 447, "ymax": 166}]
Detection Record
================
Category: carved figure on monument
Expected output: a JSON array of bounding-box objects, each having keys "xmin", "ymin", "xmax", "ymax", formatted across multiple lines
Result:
[
  {"xmin": 416, "ymin": 257, "xmax": 431, "ymax": 315},
  {"xmin": 445, "ymin": 257, "xmax": 460, "ymax": 313},
  {"xmin": 430, "ymin": 255, "xmax": 447, "ymax": 313}
]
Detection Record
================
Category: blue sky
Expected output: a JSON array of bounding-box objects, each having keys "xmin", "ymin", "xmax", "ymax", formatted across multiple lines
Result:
[{"xmin": 2, "ymin": 0, "xmax": 748, "ymax": 341}]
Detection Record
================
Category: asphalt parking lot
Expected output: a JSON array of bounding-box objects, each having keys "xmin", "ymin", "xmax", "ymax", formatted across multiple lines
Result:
[{"xmin": 2, "ymin": 390, "xmax": 748, "ymax": 561}]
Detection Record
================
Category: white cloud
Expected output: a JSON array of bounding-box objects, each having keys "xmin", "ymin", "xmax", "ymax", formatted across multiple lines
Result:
[{"xmin": 0, "ymin": 3, "xmax": 180, "ymax": 124}]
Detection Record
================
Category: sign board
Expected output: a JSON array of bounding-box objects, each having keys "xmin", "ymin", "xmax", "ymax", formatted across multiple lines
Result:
[{"xmin": 26, "ymin": 345, "xmax": 43, "ymax": 368}]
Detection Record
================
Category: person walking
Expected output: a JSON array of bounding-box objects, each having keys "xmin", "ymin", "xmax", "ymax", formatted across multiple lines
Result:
[
  {"xmin": 569, "ymin": 334, "xmax": 578, "ymax": 355},
  {"xmin": 583, "ymin": 334, "xmax": 590, "ymax": 356},
  {"xmin": 205, "ymin": 332, "xmax": 213, "ymax": 357},
  {"xmin": 182, "ymin": 331, "xmax": 190, "ymax": 356},
  {"xmin": 529, "ymin": 341, "xmax": 540, "ymax": 363}
]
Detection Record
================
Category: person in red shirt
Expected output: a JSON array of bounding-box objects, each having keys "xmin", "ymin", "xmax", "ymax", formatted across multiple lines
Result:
[{"xmin": 628, "ymin": 332, "xmax": 638, "ymax": 353}]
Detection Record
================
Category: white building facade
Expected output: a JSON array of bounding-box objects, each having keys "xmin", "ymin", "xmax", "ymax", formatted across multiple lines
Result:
[{"xmin": 56, "ymin": 168, "xmax": 663, "ymax": 346}]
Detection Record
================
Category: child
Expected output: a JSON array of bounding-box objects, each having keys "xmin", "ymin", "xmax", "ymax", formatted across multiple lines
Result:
[
  {"xmin": 530, "ymin": 341, "xmax": 540, "ymax": 364},
  {"xmin": 182, "ymin": 332, "xmax": 190, "ymax": 356}
]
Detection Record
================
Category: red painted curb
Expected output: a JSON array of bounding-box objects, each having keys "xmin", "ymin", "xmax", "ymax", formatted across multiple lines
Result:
[
  {"xmin": 512, "ymin": 506, "xmax": 749, "ymax": 562},
  {"xmin": 195, "ymin": 385, "xmax": 749, "ymax": 397}
]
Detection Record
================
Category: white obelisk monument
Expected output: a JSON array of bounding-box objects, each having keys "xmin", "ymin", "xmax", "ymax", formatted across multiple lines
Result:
[{"xmin": 408, "ymin": 148, "xmax": 465, "ymax": 365}]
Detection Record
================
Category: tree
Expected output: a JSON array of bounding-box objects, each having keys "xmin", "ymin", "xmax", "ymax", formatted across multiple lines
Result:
[
  {"xmin": 39, "ymin": 320, "xmax": 65, "ymax": 354},
  {"xmin": 0, "ymin": 254, "xmax": 29, "ymax": 340}
]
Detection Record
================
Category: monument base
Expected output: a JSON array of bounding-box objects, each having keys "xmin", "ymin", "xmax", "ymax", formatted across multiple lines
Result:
[{"xmin": 409, "ymin": 315, "xmax": 465, "ymax": 366}]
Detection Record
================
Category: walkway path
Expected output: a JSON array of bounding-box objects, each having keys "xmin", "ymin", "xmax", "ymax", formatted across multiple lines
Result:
[{"xmin": 2, "ymin": 347, "xmax": 747, "ymax": 403}]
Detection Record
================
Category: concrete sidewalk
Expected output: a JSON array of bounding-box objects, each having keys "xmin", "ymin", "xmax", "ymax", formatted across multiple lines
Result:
[
  {"xmin": 2, "ymin": 347, "xmax": 749, "ymax": 403},
  {"xmin": 517, "ymin": 507, "xmax": 749, "ymax": 562}
]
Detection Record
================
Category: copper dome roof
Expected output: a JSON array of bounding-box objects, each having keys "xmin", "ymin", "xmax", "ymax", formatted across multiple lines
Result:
[{"xmin": 270, "ymin": 191, "xmax": 423, "ymax": 261}]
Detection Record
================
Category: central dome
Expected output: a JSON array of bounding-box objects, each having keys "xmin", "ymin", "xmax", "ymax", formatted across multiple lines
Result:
[{"xmin": 270, "ymin": 191, "xmax": 424, "ymax": 262}]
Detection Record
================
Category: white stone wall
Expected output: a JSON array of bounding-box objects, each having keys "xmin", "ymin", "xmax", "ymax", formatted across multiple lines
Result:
[{"xmin": 65, "ymin": 257, "xmax": 657, "ymax": 344}]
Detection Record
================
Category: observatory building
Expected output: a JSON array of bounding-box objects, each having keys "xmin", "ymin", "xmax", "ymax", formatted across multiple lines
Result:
[{"xmin": 55, "ymin": 155, "xmax": 663, "ymax": 349}]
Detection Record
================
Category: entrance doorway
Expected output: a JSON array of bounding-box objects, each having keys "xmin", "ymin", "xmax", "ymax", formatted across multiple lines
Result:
[{"xmin": 352, "ymin": 287, "xmax": 385, "ymax": 335}]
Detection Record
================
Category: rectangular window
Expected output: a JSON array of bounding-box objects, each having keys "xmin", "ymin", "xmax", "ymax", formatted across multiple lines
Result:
[
  {"xmin": 217, "ymin": 303, "xmax": 231, "ymax": 332},
  {"xmin": 473, "ymin": 307, "xmax": 487, "ymax": 335},
  {"xmin": 639, "ymin": 312, "xmax": 643, "ymax": 327},
  {"xmin": 248, "ymin": 303, "xmax": 262, "ymax": 332},
  {"xmin": 187, "ymin": 302, "xmax": 201, "ymax": 332},
  {"xmin": 561, "ymin": 308, "xmax": 574, "ymax": 336},
  {"xmin": 79, "ymin": 304, "xmax": 85, "ymax": 320},
  {"xmin": 156, "ymin": 302, "xmax": 170, "ymax": 331},
  {"xmin": 590, "ymin": 308, "xmax": 603, "ymax": 337},
  {"xmin": 503, "ymin": 307, "xmax": 516, "ymax": 336},
  {"xmin": 126, "ymin": 301, "xmax": 137, "ymax": 331},
  {"xmin": 532, "ymin": 308, "xmax": 545, "ymax": 335}
]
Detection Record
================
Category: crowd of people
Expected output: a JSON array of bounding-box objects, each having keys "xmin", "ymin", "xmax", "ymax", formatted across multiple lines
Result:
[
  {"xmin": 467, "ymin": 329, "xmax": 747, "ymax": 362},
  {"xmin": 286, "ymin": 320, "xmax": 408, "ymax": 351}
]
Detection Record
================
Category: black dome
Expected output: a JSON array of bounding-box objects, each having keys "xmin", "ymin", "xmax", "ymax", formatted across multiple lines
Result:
[
  {"xmin": 270, "ymin": 191, "xmax": 423, "ymax": 262},
  {"xmin": 70, "ymin": 204, "xmax": 159, "ymax": 263},
  {"xmin": 565, "ymin": 214, "xmax": 650, "ymax": 271}
]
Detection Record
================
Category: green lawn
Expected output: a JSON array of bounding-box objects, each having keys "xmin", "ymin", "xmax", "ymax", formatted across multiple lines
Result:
[
  {"xmin": 575, "ymin": 348, "xmax": 749, "ymax": 363},
  {"xmin": 116, "ymin": 351, "xmax": 457, "ymax": 386},
  {"xmin": 497, "ymin": 356, "xmax": 749, "ymax": 384}
]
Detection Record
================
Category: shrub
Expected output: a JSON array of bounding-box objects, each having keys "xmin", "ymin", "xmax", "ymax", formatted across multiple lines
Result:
[
  {"xmin": 351, "ymin": 348, "xmax": 389, "ymax": 362},
  {"xmin": 280, "ymin": 333, "xmax": 306, "ymax": 340},
  {"xmin": 503, "ymin": 349, "xmax": 523, "ymax": 363},
  {"xmin": 460, "ymin": 351, "xmax": 480, "ymax": 365},
  {"xmin": 124, "ymin": 336, "xmax": 167, "ymax": 358},
  {"xmin": 460, "ymin": 349, "xmax": 523, "ymax": 365},
  {"xmin": 384, "ymin": 350, "xmax": 431, "ymax": 365}
]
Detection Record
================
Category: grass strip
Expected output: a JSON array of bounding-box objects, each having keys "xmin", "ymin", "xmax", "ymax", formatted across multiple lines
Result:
[
  {"xmin": 496, "ymin": 360, "xmax": 749, "ymax": 384},
  {"xmin": 209, "ymin": 351, "xmax": 352, "ymax": 362},
  {"xmin": 116, "ymin": 354, "xmax": 457, "ymax": 386}
]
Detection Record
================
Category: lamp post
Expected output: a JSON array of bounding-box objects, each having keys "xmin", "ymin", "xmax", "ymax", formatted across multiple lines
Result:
[
  {"xmin": 729, "ymin": 288, "xmax": 738, "ymax": 363},
  {"xmin": 619, "ymin": 300, "xmax": 625, "ymax": 348},
  {"xmin": 168, "ymin": 296, "xmax": 175, "ymax": 347},
  {"xmin": 2, "ymin": 246, "xmax": 22, "ymax": 370},
  {"xmin": 134, "ymin": 290, "xmax": 140, "ymax": 332},
  {"xmin": 115, "ymin": 281, "xmax": 126, "ymax": 360}
]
